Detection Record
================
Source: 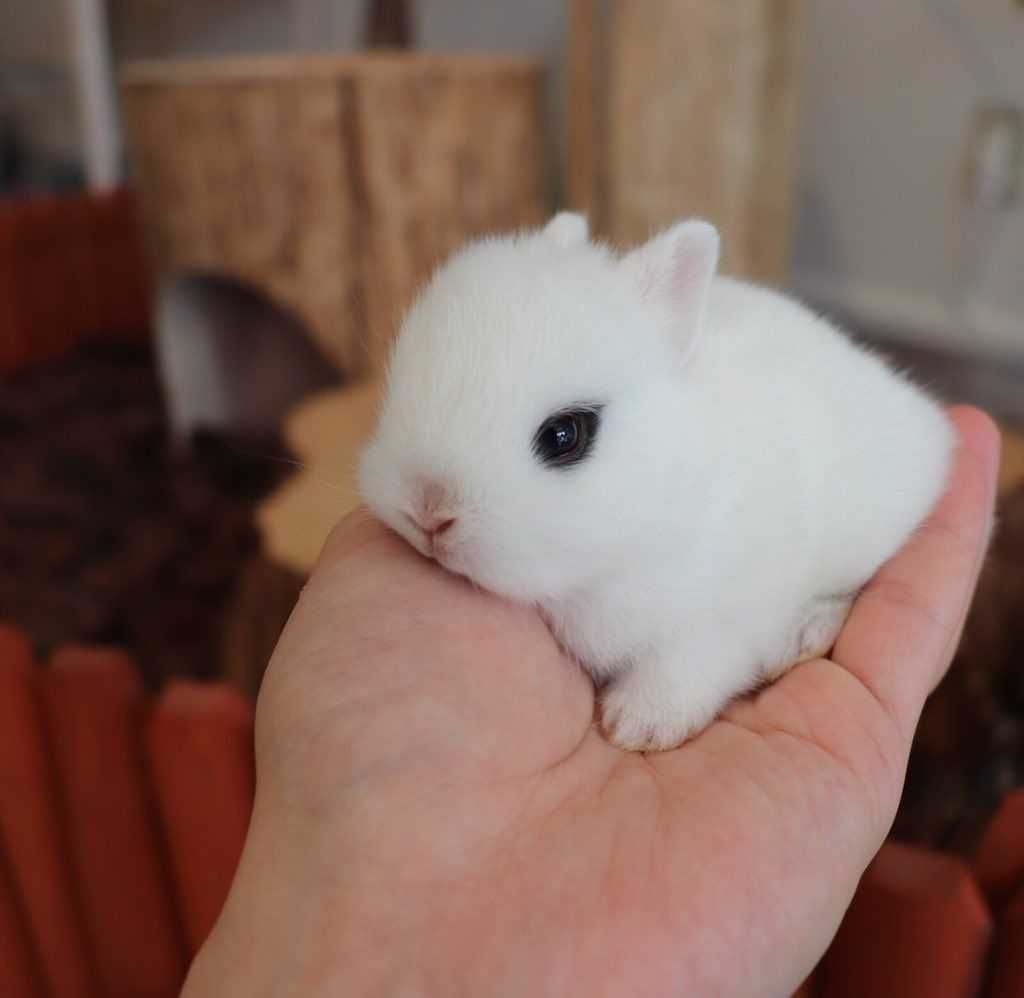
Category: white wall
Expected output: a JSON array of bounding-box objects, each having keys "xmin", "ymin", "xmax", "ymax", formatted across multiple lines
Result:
[{"xmin": 791, "ymin": 0, "xmax": 1024, "ymax": 361}]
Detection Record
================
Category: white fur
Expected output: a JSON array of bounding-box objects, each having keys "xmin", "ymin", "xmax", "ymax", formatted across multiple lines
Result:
[{"xmin": 358, "ymin": 214, "xmax": 954, "ymax": 751}]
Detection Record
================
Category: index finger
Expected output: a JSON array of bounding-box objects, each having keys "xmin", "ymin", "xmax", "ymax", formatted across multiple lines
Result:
[{"xmin": 832, "ymin": 405, "xmax": 1000, "ymax": 740}]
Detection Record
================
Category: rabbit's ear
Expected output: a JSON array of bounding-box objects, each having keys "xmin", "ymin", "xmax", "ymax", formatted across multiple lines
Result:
[
  {"xmin": 543, "ymin": 212, "xmax": 589, "ymax": 248},
  {"xmin": 621, "ymin": 220, "xmax": 720, "ymax": 364}
]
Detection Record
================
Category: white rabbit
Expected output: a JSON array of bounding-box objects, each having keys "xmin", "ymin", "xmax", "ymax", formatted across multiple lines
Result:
[{"xmin": 358, "ymin": 213, "xmax": 954, "ymax": 751}]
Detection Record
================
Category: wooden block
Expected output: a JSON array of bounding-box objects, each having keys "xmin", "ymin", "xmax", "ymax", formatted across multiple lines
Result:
[
  {"xmin": 975, "ymin": 790, "xmax": 1024, "ymax": 912},
  {"xmin": 146, "ymin": 681, "xmax": 255, "ymax": 956},
  {"xmin": 568, "ymin": 0, "xmax": 808, "ymax": 281},
  {"xmin": 566, "ymin": 0, "xmax": 602, "ymax": 225},
  {"xmin": 0, "ymin": 208, "xmax": 30, "ymax": 372},
  {"xmin": 88, "ymin": 189, "xmax": 154, "ymax": 338},
  {"xmin": 817, "ymin": 842, "xmax": 991, "ymax": 998},
  {"xmin": 121, "ymin": 53, "xmax": 546, "ymax": 375},
  {"xmin": 43, "ymin": 645, "xmax": 187, "ymax": 998},
  {"xmin": 999, "ymin": 427, "xmax": 1024, "ymax": 495},
  {"xmin": 792, "ymin": 976, "xmax": 816, "ymax": 998},
  {"xmin": 255, "ymin": 379, "xmax": 381, "ymax": 574},
  {"xmin": 220, "ymin": 554, "xmax": 303, "ymax": 698},
  {"xmin": 0, "ymin": 626, "xmax": 100, "ymax": 998},
  {"xmin": 366, "ymin": 0, "xmax": 413, "ymax": 48},
  {"xmin": 0, "ymin": 839, "xmax": 46, "ymax": 998},
  {"xmin": 987, "ymin": 884, "xmax": 1024, "ymax": 998},
  {"xmin": 0, "ymin": 192, "xmax": 151, "ymax": 376}
]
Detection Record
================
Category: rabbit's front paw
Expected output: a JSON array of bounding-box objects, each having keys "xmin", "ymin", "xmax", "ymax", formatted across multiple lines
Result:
[{"xmin": 600, "ymin": 665, "xmax": 721, "ymax": 752}]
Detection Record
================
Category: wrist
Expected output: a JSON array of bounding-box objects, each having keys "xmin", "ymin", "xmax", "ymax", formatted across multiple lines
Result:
[{"xmin": 181, "ymin": 799, "xmax": 420, "ymax": 997}]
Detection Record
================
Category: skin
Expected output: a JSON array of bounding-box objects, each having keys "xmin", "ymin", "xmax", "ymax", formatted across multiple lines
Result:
[{"xmin": 184, "ymin": 406, "xmax": 999, "ymax": 998}]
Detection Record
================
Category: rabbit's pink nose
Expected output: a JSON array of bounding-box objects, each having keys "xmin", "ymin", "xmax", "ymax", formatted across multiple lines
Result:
[{"xmin": 411, "ymin": 479, "xmax": 458, "ymax": 539}]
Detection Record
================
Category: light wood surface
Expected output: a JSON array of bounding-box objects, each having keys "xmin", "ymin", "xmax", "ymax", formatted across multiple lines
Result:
[
  {"xmin": 566, "ymin": 0, "xmax": 603, "ymax": 227},
  {"xmin": 1001, "ymin": 425, "xmax": 1024, "ymax": 495},
  {"xmin": 121, "ymin": 52, "xmax": 541, "ymax": 84},
  {"xmin": 121, "ymin": 53, "xmax": 546, "ymax": 376},
  {"xmin": 568, "ymin": 0, "xmax": 808, "ymax": 281},
  {"xmin": 256, "ymin": 380, "xmax": 381, "ymax": 573}
]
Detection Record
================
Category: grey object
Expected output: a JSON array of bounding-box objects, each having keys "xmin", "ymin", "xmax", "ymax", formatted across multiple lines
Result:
[{"xmin": 155, "ymin": 274, "xmax": 342, "ymax": 447}]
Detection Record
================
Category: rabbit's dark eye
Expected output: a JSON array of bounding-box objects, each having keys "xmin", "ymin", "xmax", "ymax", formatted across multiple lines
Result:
[{"xmin": 533, "ymin": 406, "xmax": 602, "ymax": 468}]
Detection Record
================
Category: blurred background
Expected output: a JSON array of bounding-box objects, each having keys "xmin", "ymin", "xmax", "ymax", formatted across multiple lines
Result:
[{"xmin": 1, "ymin": 2, "xmax": 1023, "ymax": 996}]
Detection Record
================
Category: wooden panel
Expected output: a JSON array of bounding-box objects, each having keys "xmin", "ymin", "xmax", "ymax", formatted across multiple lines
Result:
[
  {"xmin": 121, "ymin": 54, "xmax": 545, "ymax": 375},
  {"xmin": 570, "ymin": 0, "xmax": 807, "ymax": 281},
  {"xmin": 146, "ymin": 682, "xmax": 255, "ymax": 957},
  {"xmin": 566, "ymin": 0, "xmax": 601, "ymax": 222},
  {"xmin": 0, "ymin": 627, "xmax": 99, "ymax": 998},
  {"xmin": 43, "ymin": 647, "xmax": 187, "ymax": 998},
  {"xmin": 356, "ymin": 63, "xmax": 546, "ymax": 370}
]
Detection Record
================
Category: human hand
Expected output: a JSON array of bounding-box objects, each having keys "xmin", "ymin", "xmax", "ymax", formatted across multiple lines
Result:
[{"xmin": 184, "ymin": 406, "xmax": 999, "ymax": 998}]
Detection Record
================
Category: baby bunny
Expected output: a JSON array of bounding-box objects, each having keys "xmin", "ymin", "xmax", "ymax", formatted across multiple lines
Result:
[{"xmin": 358, "ymin": 213, "xmax": 953, "ymax": 751}]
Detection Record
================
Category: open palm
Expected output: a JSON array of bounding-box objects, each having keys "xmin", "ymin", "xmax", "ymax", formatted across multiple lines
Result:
[{"xmin": 187, "ymin": 407, "xmax": 998, "ymax": 998}]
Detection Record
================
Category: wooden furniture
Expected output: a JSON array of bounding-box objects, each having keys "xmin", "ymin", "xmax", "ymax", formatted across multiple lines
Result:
[
  {"xmin": 1001, "ymin": 428, "xmax": 1024, "ymax": 495},
  {"xmin": 120, "ymin": 53, "xmax": 546, "ymax": 375},
  {"xmin": 0, "ymin": 190, "xmax": 151, "ymax": 374},
  {"xmin": 567, "ymin": 0, "xmax": 808, "ymax": 281},
  {"xmin": 0, "ymin": 628, "xmax": 254, "ymax": 997},
  {"xmin": 255, "ymin": 379, "xmax": 380, "ymax": 575}
]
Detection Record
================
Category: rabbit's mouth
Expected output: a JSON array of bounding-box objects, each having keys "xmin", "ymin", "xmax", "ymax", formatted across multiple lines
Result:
[
  {"xmin": 429, "ymin": 536, "xmax": 462, "ymax": 573},
  {"xmin": 431, "ymin": 536, "xmax": 490, "ymax": 593}
]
